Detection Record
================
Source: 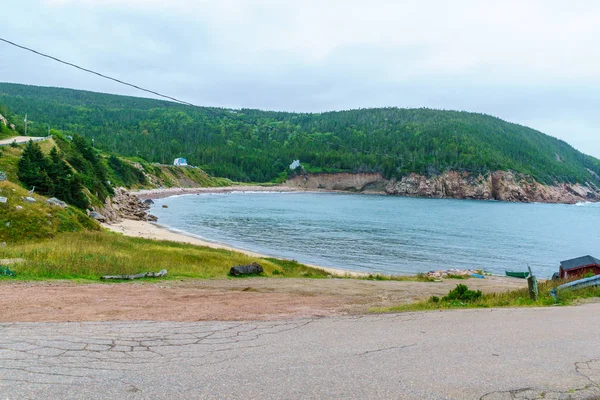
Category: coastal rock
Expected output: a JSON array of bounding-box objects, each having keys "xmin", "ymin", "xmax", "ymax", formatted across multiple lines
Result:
[
  {"xmin": 386, "ymin": 171, "xmax": 493, "ymax": 200},
  {"xmin": 89, "ymin": 211, "xmax": 107, "ymax": 222},
  {"xmin": 287, "ymin": 170, "xmax": 600, "ymax": 204},
  {"xmin": 23, "ymin": 196, "xmax": 36, "ymax": 203},
  {"xmin": 93, "ymin": 187, "xmax": 157, "ymax": 223},
  {"xmin": 286, "ymin": 172, "xmax": 387, "ymax": 192},
  {"xmin": 230, "ymin": 262, "xmax": 264, "ymax": 276},
  {"xmin": 427, "ymin": 268, "xmax": 483, "ymax": 279},
  {"xmin": 387, "ymin": 170, "xmax": 600, "ymax": 203}
]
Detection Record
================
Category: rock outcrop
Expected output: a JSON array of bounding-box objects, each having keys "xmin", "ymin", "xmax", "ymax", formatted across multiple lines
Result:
[
  {"xmin": 94, "ymin": 187, "xmax": 157, "ymax": 223},
  {"xmin": 46, "ymin": 197, "xmax": 68, "ymax": 208},
  {"xmin": 286, "ymin": 171, "xmax": 600, "ymax": 204},
  {"xmin": 285, "ymin": 172, "xmax": 387, "ymax": 192}
]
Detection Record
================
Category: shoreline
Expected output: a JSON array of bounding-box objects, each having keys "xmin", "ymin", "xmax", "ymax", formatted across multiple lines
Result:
[
  {"xmin": 131, "ymin": 184, "xmax": 593, "ymax": 205},
  {"xmin": 102, "ymin": 218, "xmax": 367, "ymax": 278},
  {"xmin": 134, "ymin": 185, "xmax": 330, "ymax": 200}
]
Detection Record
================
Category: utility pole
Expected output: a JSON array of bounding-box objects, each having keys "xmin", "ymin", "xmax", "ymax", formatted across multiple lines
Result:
[{"xmin": 24, "ymin": 114, "xmax": 28, "ymax": 136}]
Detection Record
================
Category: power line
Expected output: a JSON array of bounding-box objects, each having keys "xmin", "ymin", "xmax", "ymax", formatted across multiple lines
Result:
[
  {"xmin": 0, "ymin": 37, "xmax": 217, "ymax": 112},
  {"xmin": 0, "ymin": 37, "xmax": 402, "ymax": 163}
]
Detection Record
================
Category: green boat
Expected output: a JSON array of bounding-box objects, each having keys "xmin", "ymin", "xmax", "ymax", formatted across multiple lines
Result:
[{"xmin": 505, "ymin": 271, "xmax": 529, "ymax": 279}]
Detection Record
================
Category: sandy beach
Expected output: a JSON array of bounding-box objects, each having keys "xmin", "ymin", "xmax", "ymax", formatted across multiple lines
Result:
[
  {"xmin": 103, "ymin": 218, "xmax": 366, "ymax": 277},
  {"xmin": 134, "ymin": 185, "xmax": 317, "ymax": 200}
]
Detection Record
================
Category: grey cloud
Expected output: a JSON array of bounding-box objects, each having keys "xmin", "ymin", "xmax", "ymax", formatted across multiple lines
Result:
[{"xmin": 1, "ymin": 0, "xmax": 599, "ymax": 156}]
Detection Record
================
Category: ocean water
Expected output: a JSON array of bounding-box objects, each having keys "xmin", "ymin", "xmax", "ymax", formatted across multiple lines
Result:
[{"xmin": 150, "ymin": 192, "xmax": 600, "ymax": 278}]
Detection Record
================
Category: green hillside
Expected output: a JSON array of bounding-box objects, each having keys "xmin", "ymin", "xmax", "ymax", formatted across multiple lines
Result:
[{"xmin": 1, "ymin": 82, "xmax": 599, "ymax": 185}]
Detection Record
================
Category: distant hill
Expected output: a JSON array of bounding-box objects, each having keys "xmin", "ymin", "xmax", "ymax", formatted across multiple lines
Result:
[{"xmin": 1, "ymin": 82, "xmax": 599, "ymax": 185}]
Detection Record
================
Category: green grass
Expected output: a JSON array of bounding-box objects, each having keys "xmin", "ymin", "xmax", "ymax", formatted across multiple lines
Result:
[
  {"xmin": 446, "ymin": 274, "xmax": 470, "ymax": 280},
  {"xmin": 0, "ymin": 230, "xmax": 331, "ymax": 280},
  {"xmin": 0, "ymin": 181, "xmax": 100, "ymax": 243},
  {"xmin": 361, "ymin": 273, "xmax": 436, "ymax": 282},
  {"xmin": 143, "ymin": 163, "xmax": 232, "ymax": 189},
  {"xmin": 374, "ymin": 280, "xmax": 600, "ymax": 313},
  {"xmin": 0, "ymin": 145, "xmax": 21, "ymax": 182}
]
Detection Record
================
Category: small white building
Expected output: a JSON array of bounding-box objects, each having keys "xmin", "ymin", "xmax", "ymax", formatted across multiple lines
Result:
[{"xmin": 173, "ymin": 158, "xmax": 188, "ymax": 166}]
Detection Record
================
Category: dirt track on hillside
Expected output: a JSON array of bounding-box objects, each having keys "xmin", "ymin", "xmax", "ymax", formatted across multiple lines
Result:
[{"xmin": 0, "ymin": 276, "xmax": 527, "ymax": 322}]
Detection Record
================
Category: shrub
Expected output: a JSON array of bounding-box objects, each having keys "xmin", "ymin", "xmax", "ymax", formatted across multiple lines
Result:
[{"xmin": 442, "ymin": 284, "xmax": 482, "ymax": 302}]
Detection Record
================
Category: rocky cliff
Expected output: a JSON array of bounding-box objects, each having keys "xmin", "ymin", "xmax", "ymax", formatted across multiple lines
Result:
[
  {"xmin": 285, "ymin": 172, "xmax": 388, "ymax": 192},
  {"xmin": 286, "ymin": 171, "xmax": 600, "ymax": 204}
]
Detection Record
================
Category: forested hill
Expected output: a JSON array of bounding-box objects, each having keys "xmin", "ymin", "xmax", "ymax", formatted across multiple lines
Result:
[{"xmin": 1, "ymin": 82, "xmax": 599, "ymax": 185}]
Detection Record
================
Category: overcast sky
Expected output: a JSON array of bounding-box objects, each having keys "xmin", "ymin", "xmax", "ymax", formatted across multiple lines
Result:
[{"xmin": 1, "ymin": 0, "xmax": 600, "ymax": 156}]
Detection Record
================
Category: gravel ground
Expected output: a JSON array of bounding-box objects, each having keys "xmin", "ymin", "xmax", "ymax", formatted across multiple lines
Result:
[{"xmin": 0, "ymin": 276, "xmax": 528, "ymax": 322}]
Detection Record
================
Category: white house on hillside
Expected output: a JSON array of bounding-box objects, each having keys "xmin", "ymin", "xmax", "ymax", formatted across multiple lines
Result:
[{"xmin": 173, "ymin": 158, "xmax": 188, "ymax": 166}]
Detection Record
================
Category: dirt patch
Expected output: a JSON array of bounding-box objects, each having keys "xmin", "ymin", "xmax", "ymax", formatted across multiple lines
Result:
[{"xmin": 0, "ymin": 276, "xmax": 527, "ymax": 322}]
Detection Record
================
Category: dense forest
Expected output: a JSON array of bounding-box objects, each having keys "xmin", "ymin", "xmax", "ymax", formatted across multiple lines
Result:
[
  {"xmin": 1, "ymin": 82, "xmax": 599, "ymax": 185},
  {"xmin": 14, "ymin": 133, "xmax": 147, "ymax": 209}
]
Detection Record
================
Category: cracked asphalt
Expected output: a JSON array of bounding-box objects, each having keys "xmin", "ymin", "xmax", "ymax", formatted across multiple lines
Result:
[{"xmin": 1, "ymin": 304, "xmax": 599, "ymax": 399}]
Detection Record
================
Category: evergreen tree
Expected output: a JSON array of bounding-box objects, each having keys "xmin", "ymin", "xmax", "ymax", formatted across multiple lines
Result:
[
  {"xmin": 17, "ymin": 143, "xmax": 90, "ymax": 209},
  {"xmin": 17, "ymin": 140, "xmax": 54, "ymax": 194},
  {"xmin": 47, "ymin": 146, "xmax": 73, "ymax": 203},
  {"xmin": 68, "ymin": 174, "xmax": 89, "ymax": 209}
]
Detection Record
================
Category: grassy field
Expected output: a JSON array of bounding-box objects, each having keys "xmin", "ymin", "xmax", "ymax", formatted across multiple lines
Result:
[
  {"xmin": 0, "ymin": 230, "xmax": 330, "ymax": 280},
  {"xmin": 374, "ymin": 280, "xmax": 600, "ymax": 313},
  {"xmin": 0, "ymin": 144, "xmax": 21, "ymax": 181},
  {"xmin": 0, "ymin": 181, "xmax": 99, "ymax": 243}
]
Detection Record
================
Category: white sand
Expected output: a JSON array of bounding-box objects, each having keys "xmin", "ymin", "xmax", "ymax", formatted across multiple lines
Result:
[
  {"xmin": 102, "ymin": 219, "xmax": 366, "ymax": 277},
  {"xmin": 134, "ymin": 185, "xmax": 315, "ymax": 200}
]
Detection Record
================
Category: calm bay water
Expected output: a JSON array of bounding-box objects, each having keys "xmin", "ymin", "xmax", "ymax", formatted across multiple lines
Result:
[{"xmin": 150, "ymin": 192, "xmax": 600, "ymax": 278}]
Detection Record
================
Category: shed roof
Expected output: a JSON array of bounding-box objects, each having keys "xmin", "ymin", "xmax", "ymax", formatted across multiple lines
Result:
[{"xmin": 560, "ymin": 255, "xmax": 600, "ymax": 271}]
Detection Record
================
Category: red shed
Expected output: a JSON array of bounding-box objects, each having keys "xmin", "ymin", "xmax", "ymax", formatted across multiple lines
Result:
[{"xmin": 559, "ymin": 255, "xmax": 600, "ymax": 279}]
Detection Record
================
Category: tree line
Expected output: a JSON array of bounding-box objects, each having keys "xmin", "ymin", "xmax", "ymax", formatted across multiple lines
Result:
[{"xmin": 2, "ymin": 82, "xmax": 600, "ymax": 185}]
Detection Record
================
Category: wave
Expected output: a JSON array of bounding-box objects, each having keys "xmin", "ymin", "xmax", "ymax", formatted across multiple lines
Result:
[
  {"xmin": 574, "ymin": 201, "xmax": 600, "ymax": 207},
  {"xmin": 228, "ymin": 190, "xmax": 299, "ymax": 195}
]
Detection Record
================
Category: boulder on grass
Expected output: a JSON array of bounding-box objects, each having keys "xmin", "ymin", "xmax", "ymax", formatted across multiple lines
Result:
[
  {"xmin": 47, "ymin": 197, "xmax": 68, "ymax": 208},
  {"xmin": 230, "ymin": 262, "xmax": 264, "ymax": 276},
  {"xmin": 89, "ymin": 211, "xmax": 107, "ymax": 222}
]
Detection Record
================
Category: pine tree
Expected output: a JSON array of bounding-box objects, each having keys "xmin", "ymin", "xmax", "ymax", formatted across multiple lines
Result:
[
  {"xmin": 47, "ymin": 147, "xmax": 73, "ymax": 203},
  {"xmin": 17, "ymin": 140, "xmax": 54, "ymax": 194},
  {"xmin": 69, "ymin": 174, "xmax": 89, "ymax": 209}
]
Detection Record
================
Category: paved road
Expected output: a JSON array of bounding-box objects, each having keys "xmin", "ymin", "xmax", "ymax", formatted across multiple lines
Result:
[
  {"xmin": 1, "ymin": 305, "xmax": 599, "ymax": 399},
  {"xmin": 0, "ymin": 136, "xmax": 49, "ymax": 147}
]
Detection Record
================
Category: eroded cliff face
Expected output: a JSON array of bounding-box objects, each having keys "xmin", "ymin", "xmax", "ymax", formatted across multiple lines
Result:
[
  {"xmin": 285, "ymin": 172, "xmax": 387, "ymax": 192},
  {"xmin": 286, "ymin": 171, "xmax": 600, "ymax": 204}
]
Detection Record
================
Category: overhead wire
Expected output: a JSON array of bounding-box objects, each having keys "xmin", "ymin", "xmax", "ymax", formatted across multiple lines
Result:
[
  {"xmin": 0, "ymin": 37, "xmax": 222, "ymax": 115},
  {"xmin": 0, "ymin": 37, "xmax": 403, "ymax": 162}
]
